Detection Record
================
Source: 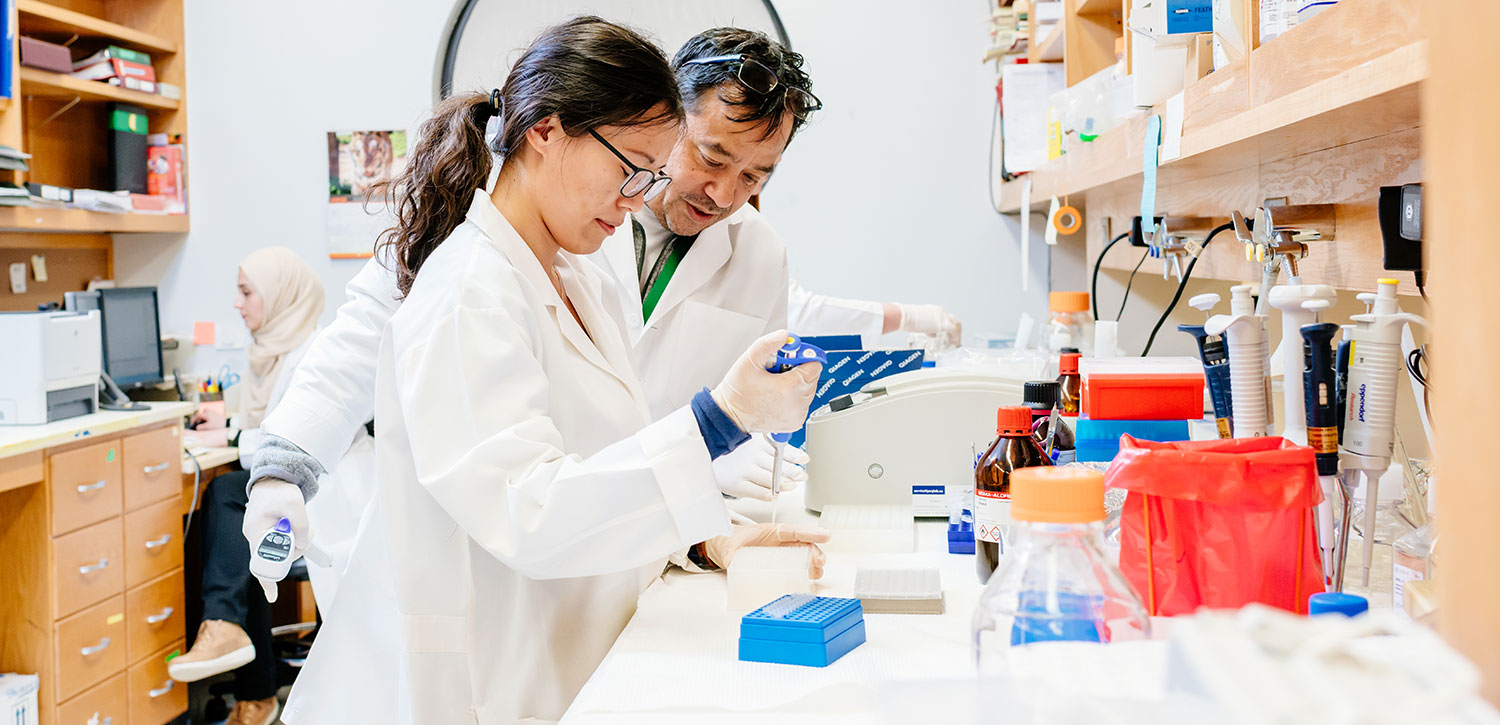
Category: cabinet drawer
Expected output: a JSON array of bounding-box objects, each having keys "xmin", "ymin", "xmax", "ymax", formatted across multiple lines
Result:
[
  {"xmin": 53, "ymin": 517, "xmax": 125, "ymax": 619},
  {"xmin": 123, "ymin": 426, "xmax": 182, "ymax": 511},
  {"xmin": 128, "ymin": 640, "xmax": 188, "ymax": 725},
  {"xmin": 55, "ymin": 595, "xmax": 127, "ymax": 702},
  {"xmin": 54, "ymin": 672, "xmax": 127, "ymax": 725},
  {"xmin": 126, "ymin": 569, "xmax": 185, "ymax": 664},
  {"xmin": 49, "ymin": 441, "xmax": 124, "ymax": 535},
  {"xmin": 124, "ymin": 497, "xmax": 182, "ymax": 587}
]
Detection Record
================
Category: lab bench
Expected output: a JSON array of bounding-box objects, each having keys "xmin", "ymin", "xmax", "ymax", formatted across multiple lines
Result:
[
  {"xmin": 0, "ymin": 402, "xmax": 192, "ymax": 725},
  {"xmin": 561, "ymin": 488, "xmax": 1396, "ymax": 724}
]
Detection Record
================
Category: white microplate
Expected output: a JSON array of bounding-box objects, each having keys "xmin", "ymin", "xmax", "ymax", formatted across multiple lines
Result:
[
  {"xmin": 818, "ymin": 505, "xmax": 915, "ymax": 553},
  {"xmin": 727, "ymin": 545, "xmax": 812, "ymax": 613},
  {"xmin": 854, "ymin": 568, "xmax": 944, "ymax": 614}
]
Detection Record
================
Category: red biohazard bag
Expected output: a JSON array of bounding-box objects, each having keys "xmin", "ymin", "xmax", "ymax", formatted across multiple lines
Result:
[{"xmin": 1105, "ymin": 435, "xmax": 1325, "ymax": 616}]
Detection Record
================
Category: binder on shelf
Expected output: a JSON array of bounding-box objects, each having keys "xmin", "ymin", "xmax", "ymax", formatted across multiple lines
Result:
[
  {"xmin": 0, "ymin": 144, "xmax": 31, "ymax": 172},
  {"xmin": 0, "ymin": 0, "xmax": 13, "ymax": 99},
  {"xmin": 20, "ymin": 36, "xmax": 72, "ymax": 73},
  {"xmin": 108, "ymin": 76, "xmax": 157, "ymax": 94},
  {"xmin": 110, "ymin": 103, "xmax": 150, "ymax": 194},
  {"xmin": 26, "ymin": 182, "xmax": 73, "ymax": 204}
]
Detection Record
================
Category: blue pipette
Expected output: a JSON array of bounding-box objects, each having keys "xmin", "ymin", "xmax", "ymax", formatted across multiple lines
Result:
[{"xmin": 765, "ymin": 335, "xmax": 826, "ymax": 522}]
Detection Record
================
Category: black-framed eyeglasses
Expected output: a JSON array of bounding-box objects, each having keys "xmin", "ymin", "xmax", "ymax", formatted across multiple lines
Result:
[
  {"xmin": 588, "ymin": 129, "xmax": 672, "ymax": 200},
  {"xmin": 682, "ymin": 54, "xmax": 823, "ymax": 120}
]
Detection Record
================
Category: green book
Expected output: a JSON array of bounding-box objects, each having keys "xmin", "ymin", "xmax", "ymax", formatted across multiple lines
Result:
[{"xmin": 72, "ymin": 45, "xmax": 152, "ymax": 71}]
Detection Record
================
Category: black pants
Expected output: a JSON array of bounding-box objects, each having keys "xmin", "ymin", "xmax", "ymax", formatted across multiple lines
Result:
[{"xmin": 199, "ymin": 469, "xmax": 277, "ymax": 701}]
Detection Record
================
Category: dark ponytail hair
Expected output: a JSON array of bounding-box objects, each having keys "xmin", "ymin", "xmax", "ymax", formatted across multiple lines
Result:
[{"xmin": 374, "ymin": 16, "xmax": 683, "ymax": 297}]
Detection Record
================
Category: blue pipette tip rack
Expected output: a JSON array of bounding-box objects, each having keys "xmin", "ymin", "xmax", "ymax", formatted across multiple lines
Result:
[
  {"xmin": 948, "ymin": 511, "xmax": 975, "ymax": 554},
  {"xmin": 738, "ymin": 594, "xmax": 866, "ymax": 667}
]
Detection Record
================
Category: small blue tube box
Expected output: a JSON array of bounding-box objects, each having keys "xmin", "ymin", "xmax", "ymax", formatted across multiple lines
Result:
[
  {"xmin": 948, "ymin": 510, "xmax": 975, "ymax": 555},
  {"xmin": 738, "ymin": 594, "xmax": 866, "ymax": 667}
]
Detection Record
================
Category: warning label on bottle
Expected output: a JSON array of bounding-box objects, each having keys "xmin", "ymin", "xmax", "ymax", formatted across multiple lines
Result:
[{"xmin": 974, "ymin": 488, "xmax": 1011, "ymax": 544}]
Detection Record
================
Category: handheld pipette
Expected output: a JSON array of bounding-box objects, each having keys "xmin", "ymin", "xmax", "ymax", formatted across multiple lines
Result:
[
  {"xmin": 1338, "ymin": 279, "xmax": 1426, "ymax": 587},
  {"xmin": 1205, "ymin": 285, "xmax": 1273, "ymax": 438},
  {"xmin": 249, "ymin": 517, "xmax": 330, "ymax": 602},
  {"xmin": 1268, "ymin": 285, "xmax": 1337, "ymax": 445},
  {"xmin": 765, "ymin": 335, "xmax": 826, "ymax": 523},
  {"xmin": 1301, "ymin": 321, "xmax": 1341, "ymax": 588},
  {"xmin": 1179, "ymin": 293, "xmax": 1234, "ymax": 439}
]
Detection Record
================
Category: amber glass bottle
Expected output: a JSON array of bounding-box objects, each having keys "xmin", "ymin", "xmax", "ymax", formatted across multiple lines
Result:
[{"xmin": 975, "ymin": 405, "xmax": 1053, "ymax": 583}]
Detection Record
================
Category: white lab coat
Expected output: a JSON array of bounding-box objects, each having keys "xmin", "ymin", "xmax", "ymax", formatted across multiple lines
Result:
[
  {"xmin": 786, "ymin": 278, "xmax": 886, "ymax": 343},
  {"xmin": 298, "ymin": 190, "xmax": 732, "ymax": 724},
  {"xmin": 595, "ymin": 203, "xmax": 788, "ymax": 419}
]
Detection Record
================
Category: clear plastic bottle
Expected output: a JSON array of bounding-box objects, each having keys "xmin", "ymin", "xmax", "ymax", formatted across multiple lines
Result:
[
  {"xmin": 1392, "ymin": 479, "xmax": 1437, "ymax": 623},
  {"xmin": 973, "ymin": 467, "xmax": 1149, "ymax": 673},
  {"xmin": 974, "ymin": 406, "xmax": 1053, "ymax": 584},
  {"xmin": 1023, "ymin": 380, "xmax": 1075, "ymax": 464},
  {"xmin": 1045, "ymin": 292, "xmax": 1093, "ymax": 355}
]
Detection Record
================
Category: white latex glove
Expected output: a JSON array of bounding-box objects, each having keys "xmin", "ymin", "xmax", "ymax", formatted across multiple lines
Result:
[
  {"xmin": 711, "ymin": 435, "xmax": 810, "ymax": 501},
  {"xmin": 242, "ymin": 480, "xmax": 310, "ymax": 603},
  {"xmin": 703, "ymin": 522, "xmax": 831, "ymax": 579},
  {"xmin": 898, "ymin": 304, "xmax": 962, "ymax": 348},
  {"xmin": 711, "ymin": 330, "xmax": 822, "ymax": 434}
]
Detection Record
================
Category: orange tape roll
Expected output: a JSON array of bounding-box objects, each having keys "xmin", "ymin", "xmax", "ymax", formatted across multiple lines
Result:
[{"xmin": 1052, "ymin": 205, "xmax": 1082, "ymax": 235}]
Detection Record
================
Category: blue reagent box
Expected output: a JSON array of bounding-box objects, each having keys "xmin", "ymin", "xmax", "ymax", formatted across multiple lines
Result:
[
  {"xmin": 1074, "ymin": 418, "xmax": 1191, "ymax": 462},
  {"xmin": 738, "ymin": 595, "xmax": 866, "ymax": 667},
  {"xmin": 790, "ymin": 336, "xmax": 924, "ymax": 448}
]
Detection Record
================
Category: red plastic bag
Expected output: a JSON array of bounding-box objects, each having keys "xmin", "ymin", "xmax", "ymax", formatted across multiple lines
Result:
[{"xmin": 1105, "ymin": 435, "xmax": 1325, "ymax": 616}]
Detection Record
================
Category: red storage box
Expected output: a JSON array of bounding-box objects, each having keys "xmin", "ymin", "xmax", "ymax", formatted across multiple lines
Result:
[{"xmin": 1083, "ymin": 372, "xmax": 1205, "ymax": 420}]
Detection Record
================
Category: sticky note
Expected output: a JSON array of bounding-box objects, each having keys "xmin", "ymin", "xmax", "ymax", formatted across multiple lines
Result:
[
  {"xmin": 30, "ymin": 255, "xmax": 47, "ymax": 282},
  {"xmin": 106, "ymin": 448, "xmax": 116, "ymax": 462},
  {"xmin": 1140, "ymin": 115, "xmax": 1162, "ymax": 236},
  {"xmin": 106, "ymin": 613, "xmax": 124, "ymax": 625},
  {"xmin": 194, "ymin": 321, "xmax": 216, "ymax": 346},
  {"xmin": 166, "ymin": 648, "xmax": 182, "ymax": 663},
  {"xmin": 8, "ymin": 262, "xmax": 25, "ymax": 294}
]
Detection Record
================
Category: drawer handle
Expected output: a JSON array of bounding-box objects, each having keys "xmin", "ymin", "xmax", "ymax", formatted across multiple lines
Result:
[
  {"xmin": 144, "ymin": 534, "xmax": 172, "ymax": 549},
  {"xmin": 79, "ymin": 637, "xmax": 110, "ymax": 656},
  {"xmin": 78, "ymin": 558, "xmax": 109, "ymax": 574},
  {"xmin": 143, "ymin": 461, "xmax": 171, "ymax": 474},
  {"xmin": 148, "ymin": 680, "xmax": 175, "ymax": 698},
  {"xmin": 76, "ymin": 480, "xmax": 108, "ymax": 494},
  {"xmin": 146, "ymin": 606, "xmax": 174, "ymax": 624}
]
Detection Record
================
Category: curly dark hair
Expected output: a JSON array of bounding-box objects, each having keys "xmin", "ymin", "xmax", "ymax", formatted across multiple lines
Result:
[
  {"xmin": 673, "ymin": 27, "xmax": 814, "ymax": 144},
  {"xmin": 373, "ymin": 16, "xmax": 683, "ymax": 298}
]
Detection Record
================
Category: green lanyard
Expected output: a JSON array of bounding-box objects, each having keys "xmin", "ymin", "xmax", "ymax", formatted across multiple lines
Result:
[{"xmin": 633, "ymin": 218, "xmax": 696, "ymax": 322}]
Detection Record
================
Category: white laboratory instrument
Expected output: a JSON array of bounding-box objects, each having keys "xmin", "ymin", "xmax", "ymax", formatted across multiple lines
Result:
[
  {"xmin": 1206, "ymin": 285, "xmax": 1273, "ymax": 438},
  {"xmin": 1339, "ymin": 279, "xmax": 1426, "ymax": 587},
  {"xmin": 1267, "ymin": 284, "xmax": 1337, "ymax": 445},
  {"xmin": 0, "ymin": 311, "xmax": 100, "ymax": 425},
  {"xmin": 803, "ymin": 367, "xmax": 1028, "ymax": 516}
]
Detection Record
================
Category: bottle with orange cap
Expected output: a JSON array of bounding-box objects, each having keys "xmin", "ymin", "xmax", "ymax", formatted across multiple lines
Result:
[
  {"xmin": 1056, "ymin": 352, "xmax": 1083, "ymax": 417},
  {"xmin": 974, "ymin": 405, "xmax": 1053, "ymax": 584},
  {"xmin": 972, "ymin": 467, "xmax": 1149, "ymax": 668},
  {"xmin": 1045, "ymin": 291, "xmax": 1093, "ymax": 355}
]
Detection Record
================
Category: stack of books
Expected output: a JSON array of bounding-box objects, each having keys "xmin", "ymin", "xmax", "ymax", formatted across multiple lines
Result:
[
  {"xmin": 0, "ymin": 145, "xmax": 30, "ymax": 172},
  {"xmin": 0, "ymin": 182, "xmax": 30, "ymax": 207},
  {"xmin": 71, "ymin": 46, "xmax": 180, "ymax": 99}
]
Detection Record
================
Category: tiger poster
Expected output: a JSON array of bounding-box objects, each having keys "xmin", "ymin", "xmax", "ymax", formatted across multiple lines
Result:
[{"xmin": 327, "ymin": 129, "xmax": 408, "ymax": 259}]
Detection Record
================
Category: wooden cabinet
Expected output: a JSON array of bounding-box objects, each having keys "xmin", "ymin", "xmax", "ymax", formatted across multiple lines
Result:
[{"xmin": 0, "ymin": 409, "xmax": 190, "ymax": 725}]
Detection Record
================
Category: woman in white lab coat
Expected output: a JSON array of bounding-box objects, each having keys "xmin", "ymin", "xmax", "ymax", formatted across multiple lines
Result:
[{"xmin": 251, "ymin": 18, "xmax": 825, "ymax": 724}]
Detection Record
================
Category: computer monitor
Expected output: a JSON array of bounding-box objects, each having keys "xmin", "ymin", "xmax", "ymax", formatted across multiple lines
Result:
[{"xmin": 96, "ymin": 287, "xmax": 164, "ymax": 388}]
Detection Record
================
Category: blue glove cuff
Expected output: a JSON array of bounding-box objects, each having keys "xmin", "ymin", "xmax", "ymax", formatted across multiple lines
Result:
[{"xmin": 691, "ymin": 387, "xmax": 751, "ymax": 460}]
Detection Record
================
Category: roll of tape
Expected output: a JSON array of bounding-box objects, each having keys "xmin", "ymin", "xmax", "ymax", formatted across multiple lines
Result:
[{"xmin": 1053, "ymin": 206, "xmax": 1082, "ymax": 235}]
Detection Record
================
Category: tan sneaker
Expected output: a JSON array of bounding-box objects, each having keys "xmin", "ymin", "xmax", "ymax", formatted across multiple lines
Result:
[
  {"xmin": 167, "ymin": 620, "xmax": 255, "ymax": 682},
  {"xmin": 226, "ymin": 696, "xmax": 280, "ymax": 725}
]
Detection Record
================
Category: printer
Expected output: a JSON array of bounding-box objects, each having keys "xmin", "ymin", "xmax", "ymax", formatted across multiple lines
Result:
[
  {"xmin": 804, "ymin": 367, "xmax": 1031, "ymax": 516},
  {"xmin": 0, "ymin": 311, "xmax": 101, "ymax": 425}
]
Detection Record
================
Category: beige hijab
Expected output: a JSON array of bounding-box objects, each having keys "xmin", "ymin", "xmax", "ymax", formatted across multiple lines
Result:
[{"xmin": 239, "ymin": 247, "xmax": 325, "ymax": 428}]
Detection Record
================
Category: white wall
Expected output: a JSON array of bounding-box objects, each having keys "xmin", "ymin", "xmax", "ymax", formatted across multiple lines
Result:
[
  {"xmin": 117, "ymin": 0, "xmax": 1043, "ymax": 375},
  {"xmin": 115, "ymin": 0, "xmax": 457, "ymax": 373},
  {"xmin": 762, "ymin": 0, "xmax": 1049, "ymax": 342}
]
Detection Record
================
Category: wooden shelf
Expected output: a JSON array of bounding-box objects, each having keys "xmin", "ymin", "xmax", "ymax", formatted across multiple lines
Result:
[
  {"xmin": 1073, "ymin": 0, "xmax": 1119, "ymax": 15},
  {"xmin": 16, "ymin": 0, "xmax": 178, "ymax": 55},
  {"xmin": 1032, "ymin": 22, "xmax": 1066, "ymax": 62},
  {"xmin": 19, "ymin": 67, "xmax": 179, "ymax": 110},
  {"xmin": 0, "ymin": 207, "xmax": 188, "ymax": 234},
  {"xmin": 999, "ymin": 28, "xmax": 1423, "ymax": 210}
]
